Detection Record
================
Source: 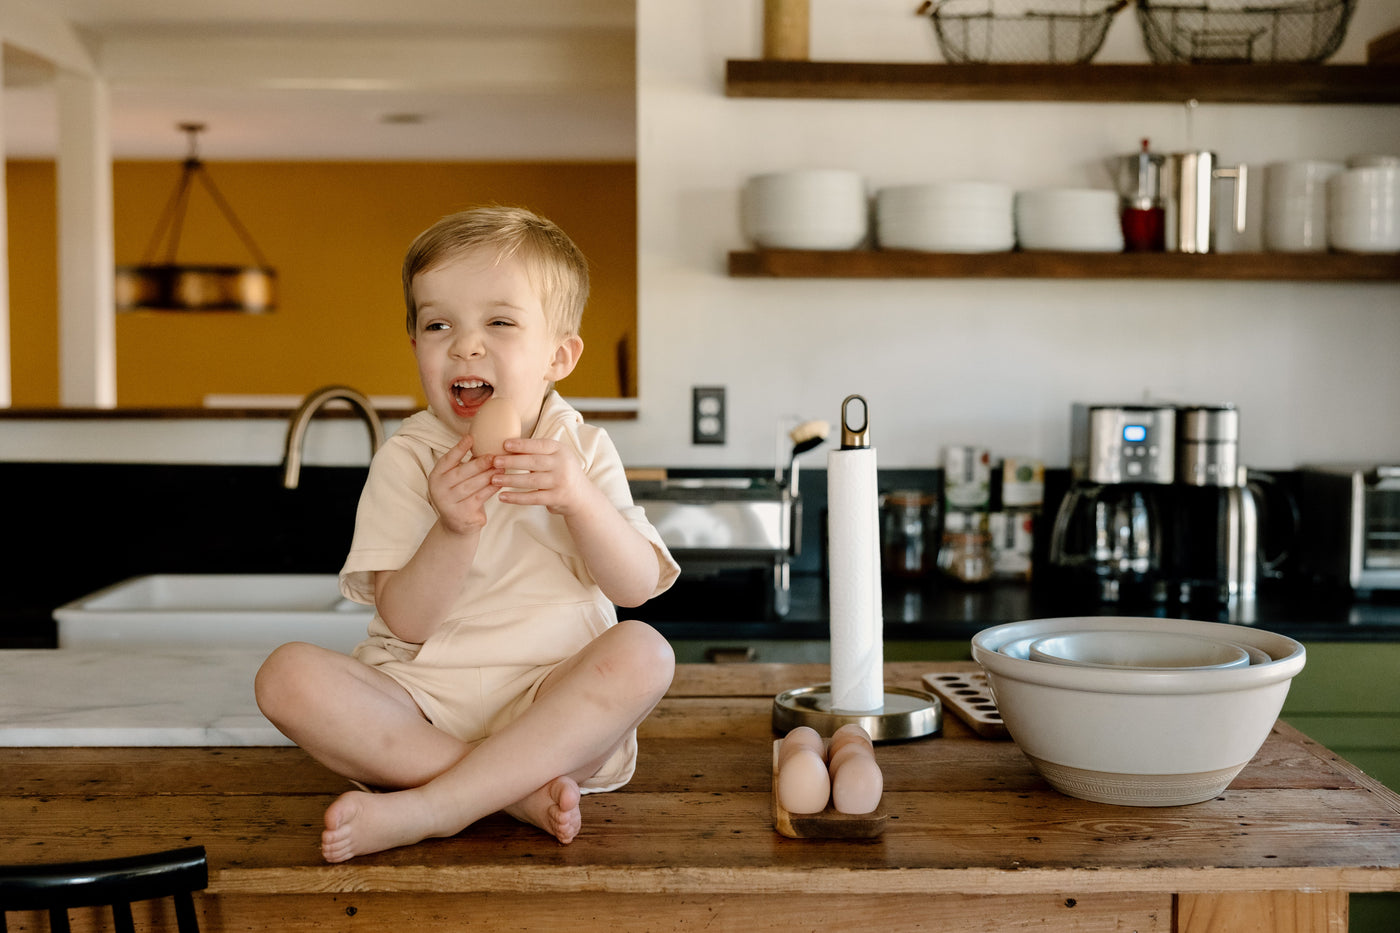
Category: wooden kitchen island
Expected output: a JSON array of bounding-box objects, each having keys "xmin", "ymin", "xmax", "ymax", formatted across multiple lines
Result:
[{"xmin": 3, "ymin": 661, "xmax": 1399, "ymax": 932}]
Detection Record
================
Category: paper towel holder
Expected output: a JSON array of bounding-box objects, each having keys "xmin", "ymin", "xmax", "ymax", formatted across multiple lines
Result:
[
  {"xmin": 773, "ymin": 684, "xmax": 942, "ymax": 741},
  {"xmin": 772, "ymin": 392, "xmax": 942, "ymax": 742},
  {"xmin": 840, "ymin": 394, "xmax": 869, "ymax": 449}
]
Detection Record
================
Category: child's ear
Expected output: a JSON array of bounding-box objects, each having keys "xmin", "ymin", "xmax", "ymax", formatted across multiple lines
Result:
[{"xmin": 548, "ymin": 335, "xmax": 584, "ymax": 381}]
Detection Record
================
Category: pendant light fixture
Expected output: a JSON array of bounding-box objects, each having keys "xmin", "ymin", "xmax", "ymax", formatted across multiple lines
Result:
[{"xmin": 115, "ymin": 123, "xmax": 277, "ymax": 313}]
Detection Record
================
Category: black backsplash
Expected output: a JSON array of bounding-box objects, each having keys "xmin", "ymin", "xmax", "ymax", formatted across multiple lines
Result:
[
  {"xmin": 2, "ymin": 461, "xmax": 950, "ymax": 642},
  {"xmin": 2, "ymin": 462, "xmax": 369, "ymax": 647}
]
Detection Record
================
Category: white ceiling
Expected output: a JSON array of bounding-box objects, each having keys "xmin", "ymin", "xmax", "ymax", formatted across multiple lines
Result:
[{"xmin": 2, "ymin": 0, "xmax": 637, "ymax": 161}]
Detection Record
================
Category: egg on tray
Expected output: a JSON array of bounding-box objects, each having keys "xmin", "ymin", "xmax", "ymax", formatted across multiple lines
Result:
[{"xmin": 776, "ymin": 746, "xmax": 831, "ymax": 814}]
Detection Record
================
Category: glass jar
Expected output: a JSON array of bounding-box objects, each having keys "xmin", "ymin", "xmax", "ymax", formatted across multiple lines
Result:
[
  {"xmin": 880, "ymin": 490, "xmax": 938, "ymax": 580},
  {"xmin": 938, "ymin": 510, "xmax": 993, "ymax": 585}
]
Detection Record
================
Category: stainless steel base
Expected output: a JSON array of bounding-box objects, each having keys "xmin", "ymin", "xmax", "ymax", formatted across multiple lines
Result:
[{"xmin": 772, "ymin": 684, "xmax": 942, "ymax": 742}]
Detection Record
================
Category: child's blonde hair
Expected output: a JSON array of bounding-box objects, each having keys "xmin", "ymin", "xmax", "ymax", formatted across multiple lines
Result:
[{"xmin": 402, "ymin": 205, "xmax": 590, "ymax": 338}]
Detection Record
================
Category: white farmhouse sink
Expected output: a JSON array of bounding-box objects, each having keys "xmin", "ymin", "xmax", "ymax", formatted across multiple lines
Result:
[{"xmin": 54, "ymin": 574, "xmax": 372, "ymax": 654}]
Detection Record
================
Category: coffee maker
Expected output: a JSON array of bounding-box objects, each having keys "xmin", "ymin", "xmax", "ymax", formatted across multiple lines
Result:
[
  {"xmin": 1049, "ymin": 404, "xmax": 1176, "ymax": 605},
  {"xmin": 1050, "ymin": 401, "xmax": 1289, "ymax": 614}
]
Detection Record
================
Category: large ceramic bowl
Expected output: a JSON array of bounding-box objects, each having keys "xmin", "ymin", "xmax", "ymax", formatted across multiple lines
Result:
[{"xmin": 972, "ymin": 617, "xmax": 1306, "ymax": 807}]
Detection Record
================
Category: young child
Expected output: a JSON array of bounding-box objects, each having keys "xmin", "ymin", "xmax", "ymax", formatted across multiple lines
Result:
[{"xmin": 255, "ymin": 206, "xmax": 679, "ymax": 863}]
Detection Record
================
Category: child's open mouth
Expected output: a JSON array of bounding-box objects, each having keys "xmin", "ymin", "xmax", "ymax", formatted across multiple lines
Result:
[{"xmin": 451, "ymin": 379, "xmax": 493, "ymax": 415}]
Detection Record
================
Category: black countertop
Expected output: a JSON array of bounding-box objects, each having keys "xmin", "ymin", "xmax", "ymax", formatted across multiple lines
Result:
[
  {"xmin": 648, "ymin": 572, "xmax": 1400, "ymax": 645},
  {"xmin": 645, "ymin": 464, "xmax": 1400, "ymax": 645},
  {"xmin": 5, "ymin": 460, "xmax": 1397, "ymax": 651}
]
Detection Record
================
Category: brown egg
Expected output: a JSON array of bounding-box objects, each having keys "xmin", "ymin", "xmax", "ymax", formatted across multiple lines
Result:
[
  {"xmin": 831, "ymin": 751, "xmax": 883, "ymax": 814},
  {"xmin": 777, "ymin": 747, "xmax": 831, "ymax": 814},
  {"xmin": 778, "ymin": 726, "xmax": 827, "ymax": 767},
  {"xmin": 470, "ymin": 397, "xmax": 521, "ymax": 458},
  {"xmin": 828, "ymin": 723, "xmax": 874, "ymax": 759},
  {"xmin": 827, "ymin": 741, "xmax": 872, "ymax": 778}
]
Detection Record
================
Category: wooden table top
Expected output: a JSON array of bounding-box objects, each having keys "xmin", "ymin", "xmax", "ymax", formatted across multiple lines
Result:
[{"xmin": 3, "ymin": 661, "xmax": 1399, "ymax": 902}]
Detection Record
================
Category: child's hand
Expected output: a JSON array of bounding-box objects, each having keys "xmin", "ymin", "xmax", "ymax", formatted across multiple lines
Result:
[
  {"xmin": 429, "ymin": 433, "xmax": 500, "ymax": 534},
  {"xmin": 490, "ymin": 438, "xmax": 590, "ymax": 515},
  {"xmin": 493, "ymin": 436, "xmax": 662, "ymax": 607}
]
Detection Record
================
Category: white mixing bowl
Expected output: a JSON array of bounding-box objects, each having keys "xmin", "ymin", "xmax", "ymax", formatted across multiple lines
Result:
[
  {"xmin": 1028, "ymin": 630, "xmax": 1251, "ymax": 670},
  {"xmin": 972, "ymin": 617, "xmax": 1305, "ymax": 806}
]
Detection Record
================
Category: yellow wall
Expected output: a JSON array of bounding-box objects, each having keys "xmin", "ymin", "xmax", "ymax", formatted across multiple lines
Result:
[{"xmin": 7, "ymin": 160, "xmax": 636, "ymax": 408}]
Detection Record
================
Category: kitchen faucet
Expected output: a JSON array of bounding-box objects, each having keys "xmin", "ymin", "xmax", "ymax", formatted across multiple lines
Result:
[{"xmin": 281, "ymin": 385, "xmax": 386, "ymax": 489}]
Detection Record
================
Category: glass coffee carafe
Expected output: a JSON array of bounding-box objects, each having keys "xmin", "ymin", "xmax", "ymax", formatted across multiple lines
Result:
[
  {"xmin": 1049, "ymin": 404, "xmax": 1177, "ymax": 607},
  {"xmin": 1049, "ymin": 483, "xmax": 1167, "ymax": 605}
]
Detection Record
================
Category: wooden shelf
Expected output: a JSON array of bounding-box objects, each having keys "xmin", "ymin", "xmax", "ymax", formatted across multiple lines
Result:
[
  {"xmin": 728, "ymin": 249, "xmax": 1400, "ymax": 281},
  {"xmin": 724, "ymin": 59, "xmax": 1400, "ymax": 104}
]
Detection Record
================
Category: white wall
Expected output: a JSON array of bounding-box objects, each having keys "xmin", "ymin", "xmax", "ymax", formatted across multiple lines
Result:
[
  {"xmin": 608, "ymin": 0, "xmax": 1400, "ymax": 472},
  {"xmin": 3, "ymin": 0, "xmax": 1398, "ymax": 470}
]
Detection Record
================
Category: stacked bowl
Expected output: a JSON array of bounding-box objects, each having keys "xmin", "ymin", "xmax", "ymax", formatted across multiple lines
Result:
[
  {"xmin": 1015, "ymin": 188, "xmax": 1124, "ymax": 251},
  {"xmin": 875, "ymin": 182, "xmax": 1015, "ymax": 253},
  {"xmin": 1263, "ymin": 160, "xmax": 1344, "ymax": 253},
  {"xmin": 972, "ymin": 617, "xmax": 1306, "ymax": 807},
  {"xmin": 741, "ymin": 170, "xmax": 869, "ymax": 251},
  {"xmin": 1328, "ymin": 163, "xmax": 1400, "ymax": 254}
]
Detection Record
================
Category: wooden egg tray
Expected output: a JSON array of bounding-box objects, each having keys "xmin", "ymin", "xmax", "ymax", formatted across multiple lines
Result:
[
  {"xmin": 921, "ymin": 671, "xmax": 1010, "ymax": 739},
  {"xmin": 771, "ymin": 739, "xmax": 887, "ymax": 839}
]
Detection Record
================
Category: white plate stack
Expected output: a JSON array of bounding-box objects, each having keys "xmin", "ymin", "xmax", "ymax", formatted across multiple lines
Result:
[
  {"xmin": 874, "ymin": 182, "xmax": 1015, "ymax": 253},
  {"xmin": 741, "ymin": 170, "xmax": 869, "ymax": 250},
  {"xmin": 1328, "ymin": 162, "xmax": 1400, "ymax": 254},
  {"xmin": 1015, "ymin": 188, "xmax": 1124, "ymax": 252}
]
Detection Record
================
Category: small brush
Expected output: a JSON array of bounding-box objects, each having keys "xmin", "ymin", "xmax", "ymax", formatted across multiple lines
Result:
[
  {"xmin": 786, "ymin": 419, "xmax": 830, "ymax": 499},
  {"xmin": 790, "ymin": 419, "xmax": 830, "ymax": 456}
]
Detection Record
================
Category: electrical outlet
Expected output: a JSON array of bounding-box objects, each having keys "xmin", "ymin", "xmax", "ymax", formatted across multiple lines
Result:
[{"xmin": 692, "ymin": 386, "xmax": 726, "ymax": 445}]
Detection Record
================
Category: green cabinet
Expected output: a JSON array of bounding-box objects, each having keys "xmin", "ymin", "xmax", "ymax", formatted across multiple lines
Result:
[
  {"xmin": 1281, "ymin": 642, "xmax": 1400, "ymax": 792},
  {"xmin": 1279, "ymin": 642, "xmax": 1400, "ymax": 933}
]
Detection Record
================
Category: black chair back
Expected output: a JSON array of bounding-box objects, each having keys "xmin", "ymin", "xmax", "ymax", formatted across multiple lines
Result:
[{"xmin": 0, "ymin": 846, "xmax": 207, "ymax": 933}]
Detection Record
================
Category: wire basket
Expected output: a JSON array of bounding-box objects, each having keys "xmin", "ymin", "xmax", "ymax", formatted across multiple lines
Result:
[
  {"xmin": 1136, "ymin": 0, "xmax": 1356, "ymax": 63},
  {"xmin": 916, "ymin": 0, "xmax": 1128, "ymax": 64}
]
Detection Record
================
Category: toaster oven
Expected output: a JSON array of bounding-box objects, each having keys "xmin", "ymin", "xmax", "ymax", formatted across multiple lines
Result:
[{"xmin": 1297, "ymin": 465, "xmax": 1400, "ymax": 593}]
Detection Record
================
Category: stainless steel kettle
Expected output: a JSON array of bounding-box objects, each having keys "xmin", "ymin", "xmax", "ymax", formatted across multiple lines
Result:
[
  {"xmin": 1220, "ymin": 468, "xmax": 1261, "ymax": 603},
  {"xmin": 1163, "ymin": 151, "xmax": 1248, "ymax": 253}
]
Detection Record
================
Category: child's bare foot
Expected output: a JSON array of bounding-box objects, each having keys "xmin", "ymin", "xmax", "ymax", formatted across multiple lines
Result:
[
  {"xmin": 321, "ymin": 788, "xmax": 449, "ymax": 863},
  {"xmin": 504, "ymin": 776, "xmax": 582, "ymax": 844}
]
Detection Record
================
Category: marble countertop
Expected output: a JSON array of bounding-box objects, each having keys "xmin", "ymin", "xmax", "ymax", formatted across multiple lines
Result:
[{"xmin": 0, "ymin": 649, "xmax": 291, "ymax": 747}]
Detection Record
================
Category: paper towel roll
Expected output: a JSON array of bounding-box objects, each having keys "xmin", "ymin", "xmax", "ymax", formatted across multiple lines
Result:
[{"xmin": 828, "ymin": 446, "xmax": 884, "ymax": 712}]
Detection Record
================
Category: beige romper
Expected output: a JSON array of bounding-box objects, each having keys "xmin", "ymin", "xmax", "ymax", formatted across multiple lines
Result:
[{"xmin": 339, "ymin": 392, "xmax": 679, "ymax": 792}]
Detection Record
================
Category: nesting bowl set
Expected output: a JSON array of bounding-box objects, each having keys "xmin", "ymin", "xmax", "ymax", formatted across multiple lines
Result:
[
  {"xmin": 1013, "ymin": 188, "xmax": 1124, "ymax": 252},
  {"xmin": 876, "ymin": 182, "xmax": 1016, "ymax": 253},
  {"xmin": 1329, "ymin": 161, "xmax": 1400, "ymax": 255},
  {"xmin": 971, "ymin": 616, "xmax": 1306, "ymax": 807},
  {"xmin": 740, "ymin": 170, "xmax": 869, "ymax": 251}
]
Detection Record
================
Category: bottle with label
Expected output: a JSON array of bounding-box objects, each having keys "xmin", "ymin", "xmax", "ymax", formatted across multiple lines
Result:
[
  {"xmin": 993, "ymin": 458, "xmax": 1044, "ymax": 582},
  {"xmin": 943, "ymin": 446, "xmax": 991, "ymax": 511},
  {"xmin": 991, "ymin": 510, "xmax": 1036, "ymax": 581}
]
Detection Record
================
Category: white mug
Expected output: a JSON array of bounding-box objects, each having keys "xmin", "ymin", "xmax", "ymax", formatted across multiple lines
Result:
[{"xmin": 1263, "ymin": 160, "xmax": 1343, "ymax": 253}]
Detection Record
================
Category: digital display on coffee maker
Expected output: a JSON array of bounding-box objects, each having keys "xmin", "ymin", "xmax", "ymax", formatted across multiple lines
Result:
[{"xmin": 1123, "ymin": 424, "xmax": 1149, "ymax": 443}]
